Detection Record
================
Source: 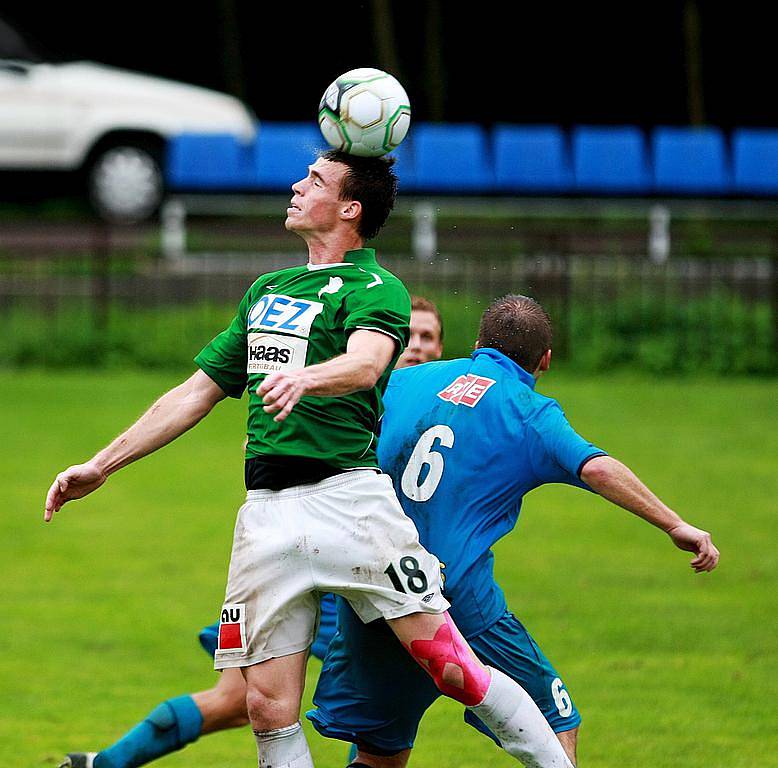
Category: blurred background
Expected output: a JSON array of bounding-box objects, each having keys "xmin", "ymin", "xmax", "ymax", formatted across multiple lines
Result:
[{"xmin": 1, "ymin": 0, "xmax": 776, "ymax": 374}]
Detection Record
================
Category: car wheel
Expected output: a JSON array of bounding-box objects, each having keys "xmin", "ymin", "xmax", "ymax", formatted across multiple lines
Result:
[{"xmin": 88, "ymin": 144, "xmax": 164, "ymax": 223}]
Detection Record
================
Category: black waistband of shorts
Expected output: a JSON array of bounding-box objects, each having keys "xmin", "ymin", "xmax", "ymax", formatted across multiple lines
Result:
[{"xmin": 244, "ymin": 454, "xmax": 343, "ymax": 491}]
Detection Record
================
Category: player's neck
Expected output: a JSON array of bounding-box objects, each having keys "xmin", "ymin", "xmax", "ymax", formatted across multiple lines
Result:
[{"xmin": 304, "ymin": 231, "xmax": 365, "ymax": 265}]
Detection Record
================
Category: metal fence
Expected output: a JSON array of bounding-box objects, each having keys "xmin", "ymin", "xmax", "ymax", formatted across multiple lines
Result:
[{"xmin": 1, "ymin": 205, "xmax": 776, "ymax": 374}]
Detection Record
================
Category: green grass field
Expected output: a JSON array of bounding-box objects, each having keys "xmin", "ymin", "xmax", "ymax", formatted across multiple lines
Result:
[{"xmin": 1, "ymin": 370, "xmax": 776, "ymax": 767}]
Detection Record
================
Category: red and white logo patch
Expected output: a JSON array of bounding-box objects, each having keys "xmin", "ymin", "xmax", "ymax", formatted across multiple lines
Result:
[
  {"xmin": 217, "ymin": 603, "xmax": 247, "ymax": 653},
  {"xmin": 437, "ymin": 374, "xmax": 496, "ymax": 408}
]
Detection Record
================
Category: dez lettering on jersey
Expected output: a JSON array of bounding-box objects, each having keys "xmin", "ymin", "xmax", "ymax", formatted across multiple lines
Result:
[{"xmin": 246, "ymin": 293, "xmax": 324, "ymax": 374}]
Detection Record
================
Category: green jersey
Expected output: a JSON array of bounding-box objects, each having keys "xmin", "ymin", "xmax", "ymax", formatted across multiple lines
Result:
[{"xmin": 195, "ymin": 248, "xmax": 410, "ymax": 469}]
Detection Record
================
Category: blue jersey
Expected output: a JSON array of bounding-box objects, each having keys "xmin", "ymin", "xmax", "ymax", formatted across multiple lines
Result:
[{"xmin": 377, "ymin": 347, "xmax": 606, "ymax": 638}]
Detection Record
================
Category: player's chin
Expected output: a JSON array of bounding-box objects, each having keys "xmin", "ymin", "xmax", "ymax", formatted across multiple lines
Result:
[{"xmin": 285, "ymin": 210, "xmax": 307, "ymax": 231}]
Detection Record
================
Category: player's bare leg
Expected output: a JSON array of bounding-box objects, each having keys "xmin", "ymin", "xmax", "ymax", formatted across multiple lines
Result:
[
  {"xmin": 243, "ymin": 651, "xmax": 307, "ymax": 729},
  {"xmin": 556, "ymin": 727, "xmax": 578, "ymax": 766},
  {"xmin": 348, "ymin": 748, "xmax": 411, "ymax": 768},
  {"xmin": 60, "ymin": 693, "xmax": 207, "ymax": 768},
  {"xmin": 349, "ymin": 728, "xmax": 577, "ymax": 768},
  {"xmin": 388, "ymin": 611, "xmax": 574, "ymax": 768},
  {"xmin": 242, "ymin": 650, "xmax": 313, "ymax": 768},
  {"xmin": 350, "ymin": 730, "xmax": 576, "ymax": 768},
  {"xmin": 193, "ymin": 668, "xmax": 249, "ymax": 733}
]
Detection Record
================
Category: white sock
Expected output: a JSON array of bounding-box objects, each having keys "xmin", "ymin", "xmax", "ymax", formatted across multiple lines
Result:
[
  {"xmin": 467, "ymin": 667, "xmax": 574, "ymax": 768},
  {"xmin": 254, "ymin": 721, "xmax": 314, "ymax": 768}
]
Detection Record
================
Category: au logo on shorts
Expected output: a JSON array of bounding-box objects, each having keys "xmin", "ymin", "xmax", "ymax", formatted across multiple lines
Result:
[
  {"xmin": 218, "ymin": 603, "xmax": 247, "ymax": 653},
  {"xmin": 247, "ymin": 333, "xmax": 307, "ymax": 373}
]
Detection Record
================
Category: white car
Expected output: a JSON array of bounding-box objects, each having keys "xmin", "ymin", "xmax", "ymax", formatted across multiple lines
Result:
[{"xmin": 0, "ymin": 19, "xmax": 256, "ymax": 222}]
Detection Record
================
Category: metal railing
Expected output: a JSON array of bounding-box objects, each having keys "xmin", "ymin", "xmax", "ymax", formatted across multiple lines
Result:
[{"xmin": 1, "ymin": 202, "xmax": 776, "ymax": 374}]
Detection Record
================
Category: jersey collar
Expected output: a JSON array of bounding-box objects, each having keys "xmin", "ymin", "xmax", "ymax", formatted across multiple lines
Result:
[
  {"xmin": 306, "ymin": 261, "xmax": 352, "ymax": 270},
  {"xmin": 306, "ymin": 248, "xmax": 378, "ymax": 270},
  {"xmin": 471, "ymin": 347, "xmax": 536, "ymax": 389},
  {"xmin": 344, "ymin": 247, "xmax": 378, "ymax": 265}
]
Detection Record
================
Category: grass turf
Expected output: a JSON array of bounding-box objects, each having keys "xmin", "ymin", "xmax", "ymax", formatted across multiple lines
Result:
[{"xmin": 0, "ymin": 369, "xmax": 775, "ymax": 767}]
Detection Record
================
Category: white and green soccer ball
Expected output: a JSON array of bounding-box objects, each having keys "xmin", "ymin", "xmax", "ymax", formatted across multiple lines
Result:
[{"xmin": 318, "ymin": 68, "xmax": 411, "ymax": 157}]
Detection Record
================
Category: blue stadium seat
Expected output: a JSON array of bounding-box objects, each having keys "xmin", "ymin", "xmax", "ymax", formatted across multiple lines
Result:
[
  {"xmin": 386, "ymin": 139, "xmax": 418, "ymax": 193},
  {"xmin": 166, "ymin": 133, "xmax": 255, "ymax": 189},
  {"xmin": 413, "ymin": 123, "xmax": 493, "ymax": 192},
  {"xmin": 253, "ymin": 122, "xmax": 328, "ymax": 191},
  {"xmin": 493, "ymin": 124, "xmax": 572, "ymax": 192},
  {"xmin": 733, "ymin": 128, "xmax": 778, "ymax": 195},
  {"xmin": 652, "ymin": 127, "xmax": 731, "ymax": 194},
  {"xmin": 572, "ymin": 126, "xmax": 650, "ymax": 193}
]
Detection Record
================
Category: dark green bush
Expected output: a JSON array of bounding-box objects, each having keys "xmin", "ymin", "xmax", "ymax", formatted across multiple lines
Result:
[{"xmin": 0, "ymin": 290, "xmax": 774, "ymax": 375}]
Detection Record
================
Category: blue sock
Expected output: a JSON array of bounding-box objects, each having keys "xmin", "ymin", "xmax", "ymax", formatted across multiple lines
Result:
[{"xmin": 94, "ymin": 695, "xmax": 203, "ymax": 768}]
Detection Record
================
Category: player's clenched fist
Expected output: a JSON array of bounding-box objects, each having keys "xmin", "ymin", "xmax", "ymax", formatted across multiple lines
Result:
[
  {"xmin": 666, "ymin": 522, "xmax": 720, "ymax": 572},
  {"xmin": 258, "ymin": 371, "xmax": 309, "ymax": 423},
  {"xmin": 44, "ymin": 462, "xmax": 107, "ymax": 522}
]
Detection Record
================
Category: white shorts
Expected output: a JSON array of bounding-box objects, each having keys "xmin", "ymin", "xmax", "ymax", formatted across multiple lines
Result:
[{"xmin": 214, "ymin": 470, "xmax": 449, "ymax": 669}]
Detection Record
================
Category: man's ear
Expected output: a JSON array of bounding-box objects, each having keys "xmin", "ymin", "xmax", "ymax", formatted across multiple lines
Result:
[
  {"xmin": 537, "ymin": 349, "xmax": 552, "ymax": 374},
  {"xmin": 340, "ymin": 200, "xmax": 362, "ymax": 223}
]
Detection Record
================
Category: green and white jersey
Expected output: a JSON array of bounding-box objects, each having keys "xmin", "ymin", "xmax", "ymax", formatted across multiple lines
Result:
[{"xmin": 195, "ymin": 248, "xmax": 410, "ymax": 469}]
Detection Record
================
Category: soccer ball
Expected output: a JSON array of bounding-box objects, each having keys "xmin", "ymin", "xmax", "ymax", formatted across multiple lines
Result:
[{"xmin": 318, "ymin": 68, "xmax": 411, "ymax": 158}]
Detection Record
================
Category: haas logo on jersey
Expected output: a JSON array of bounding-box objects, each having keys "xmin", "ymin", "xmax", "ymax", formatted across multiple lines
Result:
[
  {"xmin": 247, "ymin": 294, "xmax": 324, "ymax": 338},
  {"xmin": 247, "ymin": 333, "xmax": 307, "ymax": 374},
  {"xmin": 437, "ymin": 374, "xmax": 496, "ymax": 408}
]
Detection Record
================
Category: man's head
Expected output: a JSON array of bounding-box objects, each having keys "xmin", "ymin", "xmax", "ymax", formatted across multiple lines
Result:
[
  {"xmin": 397, "ymin": 296, "xmax": 444, "ymax": 369},
  {"xmin": 476, "ymin": 294, "xmax": 553, "ymax": 376},
  {"xmin": 285, "ymin": 150, "xmax": 398, "ymax": 241}
]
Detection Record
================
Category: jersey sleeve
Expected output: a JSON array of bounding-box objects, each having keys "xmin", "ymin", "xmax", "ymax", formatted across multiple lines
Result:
[
  {"xmin": 529, "ymin": 401, "xmax": 607, "ymax": 489},
  {"xmin": 194, "ymin": 290, "xmax": 251, "ymax": 398},
  {"xmin": 342, "ymin": 274, "xmax": 411, "ymax": 350}
]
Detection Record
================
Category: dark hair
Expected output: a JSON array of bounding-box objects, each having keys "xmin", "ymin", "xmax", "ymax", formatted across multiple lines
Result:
[
  {"xmin": 411, "ymin": 295, "xmax": 444, "ymax": 341},
  {"xmin": 321, "ymin": 149, "xmax": 398, "ymax": 240},
  {"xmin": 477, "ymin": 294, "xmax": 552, "ymax": 372}
]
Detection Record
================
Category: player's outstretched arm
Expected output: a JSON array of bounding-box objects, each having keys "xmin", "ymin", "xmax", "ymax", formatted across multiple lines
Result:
[
  {"xmin": 580, "ymin": 455, "xmax": 720, "ymax": 573},
  {"xmin": 258, "ymin": 329, "xmax": 395, "ymax": 422},
  {"xmin": 44, "ymin": 370, "xmax": 227, "ymax": 521}
]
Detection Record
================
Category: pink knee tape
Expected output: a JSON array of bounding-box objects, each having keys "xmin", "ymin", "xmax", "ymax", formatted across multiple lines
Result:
[{"xmin": 407, "ymin": 614, "xmax": 491, "ymax": 706}]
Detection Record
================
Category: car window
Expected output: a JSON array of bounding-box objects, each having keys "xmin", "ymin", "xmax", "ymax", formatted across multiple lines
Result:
[{"xmin": 0, "ymin": 60, "xmax": 32, "ymax": 75}]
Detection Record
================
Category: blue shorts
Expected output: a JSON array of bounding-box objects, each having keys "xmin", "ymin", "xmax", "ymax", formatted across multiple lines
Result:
[
  {"xmin": 307, "ymin": 600, "xmax": 580, "ymax": 753},
  {"xmin": 198, "ymin": 592, "xmax": 338, "ymax": 662}
]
